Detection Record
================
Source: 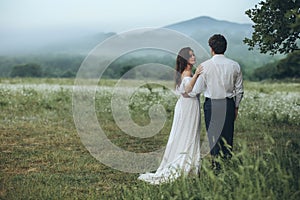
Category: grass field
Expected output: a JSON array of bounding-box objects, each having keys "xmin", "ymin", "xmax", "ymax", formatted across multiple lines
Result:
[{"xmin": 0, "ymin": 78, "xmax": 299, "ymax": 199}]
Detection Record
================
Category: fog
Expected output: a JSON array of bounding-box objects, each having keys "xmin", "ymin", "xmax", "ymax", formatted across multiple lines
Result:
[
  {"xmin": 0, "ymin": 0, "xmax": 261, "ymax": 55},
  {"xmin": 0, "ymin": 25, "xmax": 104, "ymax": 55}
]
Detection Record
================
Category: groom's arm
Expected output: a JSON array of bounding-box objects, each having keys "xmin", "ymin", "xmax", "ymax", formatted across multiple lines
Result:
[
  {"xmin": 234, "ymin": 67, "xmax": 244, "ymax": 108},
  {"xmin": 234, "ymin": 67, "xmax": 244, "ymax": 120}
]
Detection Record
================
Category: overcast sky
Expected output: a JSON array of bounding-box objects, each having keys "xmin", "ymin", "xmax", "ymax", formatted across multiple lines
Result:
[
  {"xmin": 1, "ymin": 0, "xmax": 262, "ymax": 32},
  {"xmin": 0, "ymin": 0, "xmax": 262, "ymax": 53}
]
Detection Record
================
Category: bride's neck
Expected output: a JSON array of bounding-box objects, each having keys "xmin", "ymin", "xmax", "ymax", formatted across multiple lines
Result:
[
  {"xmin": 182, "ymin": 69, "xmax": 192, "ymax": 77},
  {"xmin": 186, "ymin": 64, "xmax": 193, "ymax": 70}
]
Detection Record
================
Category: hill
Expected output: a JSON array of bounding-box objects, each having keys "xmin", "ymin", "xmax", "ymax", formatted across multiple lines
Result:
[
  {"xmin": 165, "ymin": 16, "xmax": 281, "ymax": 74},
  {"xmin": 0, "ymin": 16, "xmax": 283, "ymax": 78}
]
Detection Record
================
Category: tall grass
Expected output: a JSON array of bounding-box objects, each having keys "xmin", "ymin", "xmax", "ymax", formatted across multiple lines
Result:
[
  {"xmin": 0, "ymin": 79, "xmax": 299, "ymax": 199},
  {"xmin": 121, "ymin": 139, "xmax": 299, "ymax": 200}
]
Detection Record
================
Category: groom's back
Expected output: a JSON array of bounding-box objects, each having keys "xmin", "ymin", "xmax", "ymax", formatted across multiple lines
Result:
[{"xmin": 201, "ymin": 54, "xmax": 242, "ymax": 99}]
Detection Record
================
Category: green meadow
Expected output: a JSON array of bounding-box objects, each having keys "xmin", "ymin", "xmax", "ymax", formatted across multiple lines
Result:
[{"xmin": 0, "ymin": 78, "xmax": 299, "ymax": 199}]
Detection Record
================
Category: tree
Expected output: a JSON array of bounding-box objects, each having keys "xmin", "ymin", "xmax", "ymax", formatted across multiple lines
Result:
[
  {"xmin": 10, "ymin": 63, "xmax": 42, "ymax": 77},
  {"xmin": 244, "ymin": 0, "xmax": 300, "ymax": 55},
  {"xmin": 273, "ymin": 50, "xmax": 300, "ymax": 78},
  {"xmin": 251, "ymin": 51, "xmax": 300, "ymax": 80},
  {"xmin": 252, "ymin": 62, "xmax": 277, "ymax": 80}
]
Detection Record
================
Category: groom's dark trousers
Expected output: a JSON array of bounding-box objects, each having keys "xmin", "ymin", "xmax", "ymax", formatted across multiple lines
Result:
[{"xmin": 204, "ymin": 97, "xmax": 235, "ymax": 159}]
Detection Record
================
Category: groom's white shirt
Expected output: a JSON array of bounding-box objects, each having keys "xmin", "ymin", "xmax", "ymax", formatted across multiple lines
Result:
[{"xmin": 192, "ymin": 54, "xmax": 244, "ymax": 108}]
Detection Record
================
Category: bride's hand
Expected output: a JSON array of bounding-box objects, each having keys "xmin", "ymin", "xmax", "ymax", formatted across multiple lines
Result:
[{"xmin": 194, "ymin": 65, "xmax": 203, "ymax": 76}]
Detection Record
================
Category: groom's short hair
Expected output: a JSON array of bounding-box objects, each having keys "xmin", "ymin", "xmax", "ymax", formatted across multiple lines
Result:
[{"xmin": 209, "ymin": 34, "xmax": 227, "ymax": 54}]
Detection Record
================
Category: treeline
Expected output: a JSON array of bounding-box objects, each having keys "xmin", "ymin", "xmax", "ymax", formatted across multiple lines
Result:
[
  {"xmin": 251, "ymin": 51, "xmax": 300, "ymax": 81},
  {"xmin": 0, "ymin": 54, "xmax": 84, "ymax": 78},
  {"xmin": 0, "ymin": 51, "xmax": 299, "ymax": 80},
  {"xmin": 0, "ymin": 53, "xmax": 176, "ymax": 79}
]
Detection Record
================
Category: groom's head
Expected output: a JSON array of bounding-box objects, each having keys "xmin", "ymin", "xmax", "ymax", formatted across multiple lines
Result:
[{"xmin": 208, "ymin": 34, "xmax": 227, "ymax": 55}]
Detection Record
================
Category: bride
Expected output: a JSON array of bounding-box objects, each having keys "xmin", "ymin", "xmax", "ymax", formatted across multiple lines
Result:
[{"xmin": 138, "ymin": 47, "xmax": 203, "ymax": 184}]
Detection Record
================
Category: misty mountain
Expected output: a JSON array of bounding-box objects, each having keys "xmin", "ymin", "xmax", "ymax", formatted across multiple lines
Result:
[
  {"xmin": 165, "ymin": 16, "xmax": 281, "ymax": 73},
  {"xmin": 47, "ymin": 16, "xmax": 281, "ymax": 66},
  {"xmin": 165, "ymin": 16, "xmax": 254, "ymax": 55},
  {"xmin": 0, "ymin": 16, "xmax": 282, "ymax": 78},
  {"xmin": 37, "ymin": 32, "xmax": 116, "ymax": 55},
  {"xmin": 165, "ymin": 16, "xmax": 252, "ymax": 36},
  {"xmin": 31, "ymin": 16, "xmax": 255, "ymax": 56},
  {"xmin": 0, "ymin": 17, "xmax": 251, "ymax": 54}
]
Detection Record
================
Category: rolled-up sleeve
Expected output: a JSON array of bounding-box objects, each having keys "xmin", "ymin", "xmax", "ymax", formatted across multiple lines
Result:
[{"xmin": 234, "ymin": 68, "xmax": 244, "ymax": 108}]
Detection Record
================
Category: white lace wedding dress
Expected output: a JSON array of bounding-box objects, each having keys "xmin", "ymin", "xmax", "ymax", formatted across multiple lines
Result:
[{"xmin": 138, "ymin": 77, "xmax": 201, "ymax": 184}]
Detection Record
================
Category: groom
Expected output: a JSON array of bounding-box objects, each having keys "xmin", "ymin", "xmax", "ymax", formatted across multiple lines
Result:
[{"xmin": 188, "ymin": 34, "xmax": 244, "ymax": 169}]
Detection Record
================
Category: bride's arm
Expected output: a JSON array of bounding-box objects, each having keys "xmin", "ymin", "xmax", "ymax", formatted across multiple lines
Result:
[{"xmin": 184, "ymin": 65, "xmax": 203, "ymax": 93}]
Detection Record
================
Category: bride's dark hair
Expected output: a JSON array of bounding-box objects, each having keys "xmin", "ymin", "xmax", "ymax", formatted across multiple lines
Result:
[{"xmin": 175, "ymin": 47, "xmax": 193, "ymax": 87}]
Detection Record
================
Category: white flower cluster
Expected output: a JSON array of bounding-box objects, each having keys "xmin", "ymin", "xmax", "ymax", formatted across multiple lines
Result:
[
  {"xmin": 240, "ymin": 90, "xmax": 300, "ymax": 126},
  {"xmin": 1, "ymin": 83, "xmax": 299, "ymax": 127}
]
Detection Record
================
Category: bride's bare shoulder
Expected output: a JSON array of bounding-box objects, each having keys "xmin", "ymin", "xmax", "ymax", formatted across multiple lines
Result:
[{"xmin": 181, "ymin": 71, "xmax": 192, "ymax": 79}]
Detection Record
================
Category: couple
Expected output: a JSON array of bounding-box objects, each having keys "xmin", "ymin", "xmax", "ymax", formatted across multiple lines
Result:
[{"xmin": 138, "ymin": 34, "xmax": 244, "ymax": 184}]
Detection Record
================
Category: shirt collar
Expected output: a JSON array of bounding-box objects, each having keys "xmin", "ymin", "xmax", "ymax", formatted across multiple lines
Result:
[{"xmin": 212, "ymin": 54, "xmax": 225, "ymax": 58}]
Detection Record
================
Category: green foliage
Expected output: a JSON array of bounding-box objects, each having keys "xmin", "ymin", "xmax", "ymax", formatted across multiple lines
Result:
[
  {"xmin": 104, "ymin": 52, "xmax": 176, "ymax": 80},
  {"xmin": 1, "ymin": 54, "xmax": 84, "ymax": 78},
  {"xmin": 0, "ymin": 49, "xmax": 283, "ymax": 80},
  {"xmin": 0, "ymin": 53, "xmax": 177, "ymax": 79},
  {"xmin": 252, "ymin": 62, "xmax": 277, "ymax": 81},
  {"xmin": 122, "ymin": 143, "xmax": 299, "ymax": 200},
  {"xmin": 10, "ymin": 63, "xmax": 42, "ymax": 77},
  {"xmin": 61, "ymin": 70, "xmax": 76, "ymax": 78},
  {"xmin": 244, "ymin": 0, "xmax": 300, "ymax": 55},
  {"xmin": 0, "ymin": 80, "xmax": 299, "ymax": 199},
  {"xmin": 273, "ymin": 50, "xmax": 300, "ymax": 78},
  {"xmin": 251, "ymin": 51, "xmax": 300, "ymax": 80}
]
